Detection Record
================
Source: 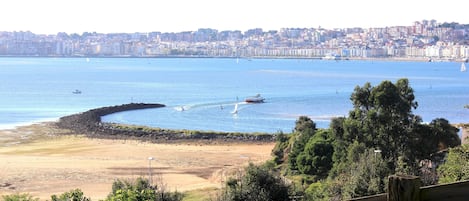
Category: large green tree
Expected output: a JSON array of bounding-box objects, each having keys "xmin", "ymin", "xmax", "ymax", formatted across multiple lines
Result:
[{"xmin": 345, "ymin": 79, "xmax": 419, "ymax": 169}]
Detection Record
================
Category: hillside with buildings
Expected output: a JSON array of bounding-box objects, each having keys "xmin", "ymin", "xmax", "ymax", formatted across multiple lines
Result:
[{"xmin": 1, "ymin": 20, "xmax": 468, "ymax": 60}]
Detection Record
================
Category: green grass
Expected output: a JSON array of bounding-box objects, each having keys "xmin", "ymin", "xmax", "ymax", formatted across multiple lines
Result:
[
  {"xmin": 107, "ymin": 123, "xmax": 273, "ymax": 137},
  {"xmin": 182, "ymin": 187, "xmax": 219, "ymax": 201}
]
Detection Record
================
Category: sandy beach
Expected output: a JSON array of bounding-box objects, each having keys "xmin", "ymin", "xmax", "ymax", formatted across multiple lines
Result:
[{"xmin": 0, "ymin": 122, "xmax": 275, "ymax": 200}]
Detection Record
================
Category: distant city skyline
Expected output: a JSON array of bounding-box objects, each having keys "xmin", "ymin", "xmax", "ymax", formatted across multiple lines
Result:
[{"xmin": 1, "ymin": 0, "xmax": 468, "ymax": 34}]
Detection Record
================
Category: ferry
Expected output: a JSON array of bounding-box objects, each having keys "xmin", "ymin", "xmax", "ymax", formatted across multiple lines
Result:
[
  {"xmin": 322, "ymin": 53, "xmax": 340, "ymax": 60},
  {"xmin": 244, "ymin": 94, "xmax": 265, "ymax": 103}
]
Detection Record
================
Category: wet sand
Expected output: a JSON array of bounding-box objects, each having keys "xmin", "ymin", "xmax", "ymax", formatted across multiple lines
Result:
[{"xmin": 0, "ymin": 122, "xmax": 275, "ymax": 200}]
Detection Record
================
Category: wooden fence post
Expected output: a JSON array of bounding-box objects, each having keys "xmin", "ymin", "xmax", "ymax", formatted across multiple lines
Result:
[{"xmin": 388, "ymin": 175, "xmax": 421, "ymax": 201}]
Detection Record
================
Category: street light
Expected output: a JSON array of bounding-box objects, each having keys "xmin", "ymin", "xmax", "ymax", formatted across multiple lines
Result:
[
  {"xmin": 374, "ymin": 149, "xmax": 382, "ymax": 158},
  {"xmin": 148, "ymin": 157, "xmax": 154, "ymax": 185}
]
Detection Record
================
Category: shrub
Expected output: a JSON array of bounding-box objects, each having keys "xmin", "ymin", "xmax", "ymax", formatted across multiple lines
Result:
[
  {"xmin": 50, "ymin": 189, "xmax": 90, "ymax": 201},
  {"xmin": 2, "ymin": 193, "xmax": 39, "ymax": 201}
]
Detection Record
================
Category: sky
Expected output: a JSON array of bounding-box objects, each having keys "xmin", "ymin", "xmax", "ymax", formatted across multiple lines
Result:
[{"xmin": 1, "ymin": 0, "xmax": 468, "ymax": 34}]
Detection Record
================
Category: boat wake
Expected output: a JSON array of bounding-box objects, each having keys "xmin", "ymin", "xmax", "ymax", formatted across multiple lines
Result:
[{"xmin": 173, "ymin": 101, "xmax": 248, "ymax": 112}]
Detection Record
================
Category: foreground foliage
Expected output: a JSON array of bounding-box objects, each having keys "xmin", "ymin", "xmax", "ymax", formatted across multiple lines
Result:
[
  {"xmin": 2, "ymin": 193, "xmax": 39, "ymax": 201},
  {"xmin": 2, "ymin": 178, "xmax": 182, "ymax": 201},
  {"xmin": 106, "ymin": 178, "xmax": 183, "ymax": 201},
  {"xmin": 216, "ymin": 163, "xmax": 293, "ymax": 201},
  {"xmin": 437, "ymin": 144, "xmax": 469, "ymax": 183},
  {"xmin": 51, "ymin": 189, "xmax": 91, "ymax": 201}
]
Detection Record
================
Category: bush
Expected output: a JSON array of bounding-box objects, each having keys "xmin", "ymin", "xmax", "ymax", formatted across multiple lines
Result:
[
  {"xmin": 51, "ymin": 189, "xmax": 90, "ymax": 201},
  {"xmin": 217, "ymin": 163, "xmax": 292, "ymax": 201},
  {"xmin": 438, "ymin": 144, "xmax": 469, "ymax": 183},
  {"xmin": 106, "ymin": 177, "xmax": 183, "ymax": 201},
  {"xmin": 2, "ymin": 193, "xmax": 39, "ymax": 201}
]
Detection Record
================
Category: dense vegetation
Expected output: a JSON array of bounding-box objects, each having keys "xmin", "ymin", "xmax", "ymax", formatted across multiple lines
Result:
[{"xmin": 268, "ymin": 78, "xmax": 463, "ymax": 200}]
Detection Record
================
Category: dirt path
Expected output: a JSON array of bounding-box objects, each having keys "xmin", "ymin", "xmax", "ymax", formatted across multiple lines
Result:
[{"xmin": 0, "ymin": 123, "xmax": 275, "ymax": 200}]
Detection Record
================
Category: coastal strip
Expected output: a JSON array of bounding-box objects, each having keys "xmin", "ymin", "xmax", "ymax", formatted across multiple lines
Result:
[{"xmin": 56, "ymin": 103, "xmax": 275, "ymax": 142}]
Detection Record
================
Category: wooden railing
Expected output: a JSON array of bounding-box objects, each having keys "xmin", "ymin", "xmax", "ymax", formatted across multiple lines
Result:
[{"xmin": 349, "ymin": 175, "xmax": 469, "ymax": 201}]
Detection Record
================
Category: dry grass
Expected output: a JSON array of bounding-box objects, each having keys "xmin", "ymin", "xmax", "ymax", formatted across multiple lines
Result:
[{"xmin": 0, "ymin": 123, "xmax": 275, "ymax": 200}]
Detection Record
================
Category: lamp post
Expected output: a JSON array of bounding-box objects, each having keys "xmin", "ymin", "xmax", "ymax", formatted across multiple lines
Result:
[
  {"xmin": 374, "ymin": 149, "xmax": 382, "ymax": 158},
  {"xmin": 148, "ymin": 157, "xmax": 154, "ymax": 185}
]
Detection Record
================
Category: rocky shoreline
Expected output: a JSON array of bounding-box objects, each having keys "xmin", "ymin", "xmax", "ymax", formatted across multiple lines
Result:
[{"xmin": 56, "ymin": 103, "xmax": 275, "ymax": 142}]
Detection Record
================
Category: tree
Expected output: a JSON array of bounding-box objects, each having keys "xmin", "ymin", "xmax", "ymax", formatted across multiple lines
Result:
[
  {"xmin": 411, "ymin": 118, "xmax": 460, "ymax": 159},
  {"xmin": 329, "ymin": 117, "xmax": 348, "ymax": 177},
  {"xmin": 428, "ymin": 118, "xmax": 461, "ymax": 149},
  {"xmin": 437, "ymin": 144, "xmax": 469, "ymax": 183},
  {"xmin": 218, "ymin": 163, "xmax": 292, "ymax": 201},
  {"xmin": 288, "ymin": 116, "xmax": 317, "ymax": 172},
  {"xmin": 294, "ymin": 116, "xmax": 316, "ymax": 133},
  {"xmin": 343, "ymin": 79, "xmax": 420, "ymax": 171},
  {"xmin": 305, "ymin": 182, "xmax": 329, "ymax": 201},
  {"xmin": 342, "ymin": 149, "xmax": 390, "ymax": 199},
  {"xmin": 272, "ymin": 131, "xmax": 290, "ymax": 164},
  {"xmin": 296, "ymin": 130, "xmax": 334, "ymax": 177}
]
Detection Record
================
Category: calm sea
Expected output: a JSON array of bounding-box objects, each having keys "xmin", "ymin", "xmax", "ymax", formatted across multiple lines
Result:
[{"xmin": 1, "ymin": 57, "xmax": 468, "ymax": 133}]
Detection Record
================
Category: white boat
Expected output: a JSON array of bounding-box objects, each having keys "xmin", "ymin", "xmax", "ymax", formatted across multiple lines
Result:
[
  {"xmin": 461, "ymin": 62, "xmax": 467, "ymax": 72},
  {"xmin": 322, "ymin": 53, "xmax": 340, "ymax": 60},
  {"xmin": 244, "ymin": 94, "xmax": 265, "ymax": 103},
  {"xmin": 72, "ymin": 89, "xmax": 82, "ymax": 94}
]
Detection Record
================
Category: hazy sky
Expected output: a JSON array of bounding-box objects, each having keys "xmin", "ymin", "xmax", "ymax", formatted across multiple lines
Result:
[{"xmin": 1, "ymin": 0, "xmax": 468, "ymax": 34}]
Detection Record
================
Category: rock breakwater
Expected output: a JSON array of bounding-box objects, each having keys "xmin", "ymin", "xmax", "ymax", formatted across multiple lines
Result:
[{"xmin": 56, "ymin": 103, "xmax": 275, "ymax": 142}]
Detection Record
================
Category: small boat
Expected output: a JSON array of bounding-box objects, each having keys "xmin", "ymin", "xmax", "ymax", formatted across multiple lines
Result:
[
  {"xmin": 461, "ymin": 62, "xmax": 467, "ymax": 72},
  {"xmin": 322, "ymin": 53, "xmax": 340, "ymax": 60},
  {"xmin": 244, "ymin": 94, "xmax": 265, "ymax": 103},
  {"xmin": 72, "ymin": 89, "xmax": 82, "ymax": 94}
]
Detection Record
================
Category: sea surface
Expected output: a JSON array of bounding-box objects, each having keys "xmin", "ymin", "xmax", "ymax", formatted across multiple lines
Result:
[{"xmin": 1, "ymin": 57, "xmax": 468, "ymax": 133}]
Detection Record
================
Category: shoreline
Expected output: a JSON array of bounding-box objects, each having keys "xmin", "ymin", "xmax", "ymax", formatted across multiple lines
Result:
[
  {"xmin": 1, "ymin": 55, "xmax": 464, "ymax": 63},
  {"xmin": 0, "ymin": 117, "xmax": 60, "ymax": 131}
]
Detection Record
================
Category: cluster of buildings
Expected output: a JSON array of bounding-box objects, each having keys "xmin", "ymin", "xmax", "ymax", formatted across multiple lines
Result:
[{"xmin": 0, "ymin": 20, "xmax": 468, "ymax": 60}]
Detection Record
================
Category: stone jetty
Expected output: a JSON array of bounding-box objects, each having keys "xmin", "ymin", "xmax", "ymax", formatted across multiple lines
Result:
[{"xmin": 56, "ymin": 103, "xmax": 275, "ymax": 142}]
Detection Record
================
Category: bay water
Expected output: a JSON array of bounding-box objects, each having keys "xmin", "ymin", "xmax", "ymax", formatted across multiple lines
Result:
[{"xmin": 1, "ymin": 57, "xmax": 468, "ymax": 133}]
